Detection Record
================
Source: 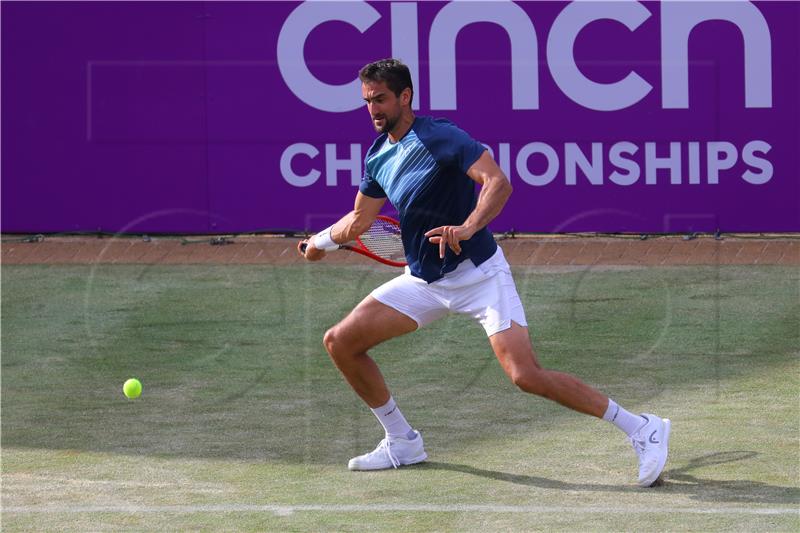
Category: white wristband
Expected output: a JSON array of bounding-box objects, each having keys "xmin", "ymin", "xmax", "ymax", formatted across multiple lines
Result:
[{"xmin": 313, "ymin": 226, "xmax": 339, "ymax": 251}]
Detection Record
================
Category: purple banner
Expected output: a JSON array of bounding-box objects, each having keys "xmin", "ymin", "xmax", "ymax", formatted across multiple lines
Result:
[{"xmin": 3, "ymin": 1, "xmax": 798, "ymax": 234}]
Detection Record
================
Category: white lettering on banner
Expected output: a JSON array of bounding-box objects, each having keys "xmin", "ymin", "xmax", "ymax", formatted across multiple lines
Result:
[
  {"xmin": 325, "ymin": 144, "xmax": 362, "ymax": 186},
  {"xmin": 565, "ymin": 143, "xmax": 603, "ymax": 185},
  {"xmin": 661, "ymin": 1, "xmax": 772, "ymax": 108},
  {"xmin": 707, "ymin": 142, "xmax": 739, "ymax": 184},
  {"xmin": 278, "ymin": 1, "xmax": 773, "ymax": 112},
  {"xmin": 608, "ymin": 142, "xmax": 640, "ymax": 186},
  {"xmin": 429, "ymin": 1, "xmax": 537, "ymax": 110},
  {"xmin": 281, "ymin": 143, "xmax": 362, "ymax": 186},
  {"xmin": 645, "ymin": 142, "xmax": 682, "ymax": 185},
  {"xmin": 516, "ymin": 143, "xmax": 559, "ymax": 186},
  {"xmin": 547, "ymin": 1, "xmax": 653, "ymax": 111},
  {"xmin": 688, "ymin": 142, "xmax": 701, "ymax": 184},
  {"xmin": 391, "ymin": 2, "xmax": 420, "ymax": 111},
  {"xmin": 280, "ymin": 141, "xmax": 773, "ymax": 187},
  {"xmin": 277, "ymin": 2, "xmax": 379, "ymax": 112},
  {"xmin": 741, "ymin": 140, "xmax": 773, "ymax": 184},
  {"xmin": 280, "ymin": 143, "xmax": 320, "ymax": 186}
]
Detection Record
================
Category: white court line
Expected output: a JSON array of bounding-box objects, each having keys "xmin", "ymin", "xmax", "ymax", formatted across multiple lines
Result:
[{"xmin": 4, "ymin": 504, "xmax": 798, "ymax": 516}]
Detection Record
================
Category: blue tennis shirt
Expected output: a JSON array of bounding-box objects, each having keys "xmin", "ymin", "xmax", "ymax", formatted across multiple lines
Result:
[{"xmin": 359, "ymin": 116, "xmax": 498, "ymax": 283}]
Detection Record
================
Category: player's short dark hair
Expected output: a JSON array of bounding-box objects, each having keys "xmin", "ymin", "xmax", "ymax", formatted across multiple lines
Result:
[{"xmin": 359, "ymin": 58, "xmax": 414, "ymax": 106}]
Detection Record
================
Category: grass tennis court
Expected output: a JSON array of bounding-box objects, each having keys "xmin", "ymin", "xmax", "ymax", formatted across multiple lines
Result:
[{"xmin": 2, "ymin": 263, "xmax": 798, "ymax": 531}]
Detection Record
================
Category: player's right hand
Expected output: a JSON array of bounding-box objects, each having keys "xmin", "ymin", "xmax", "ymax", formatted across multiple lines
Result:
[{"xmin": 298, "ymin": 239, "xmax": 326, "ymax": 261}]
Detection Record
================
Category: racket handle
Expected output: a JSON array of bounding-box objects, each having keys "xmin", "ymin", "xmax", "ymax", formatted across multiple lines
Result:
[
  {"xmin": 300, "ymin": 240, "xmax": 341, "ymax": 255},
  {"xmin": 301, "ymin": 240, "xmax": 342, "ymax": 254}
]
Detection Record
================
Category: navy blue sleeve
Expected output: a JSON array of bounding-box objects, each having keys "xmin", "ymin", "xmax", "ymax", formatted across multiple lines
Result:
[
  {"xmin": 359, "ymin": 170, "xmax": 386, "ymax": 198},
  {"xmin": 416, "ymin": 118, "xmax": 486, "ymax": 174}
]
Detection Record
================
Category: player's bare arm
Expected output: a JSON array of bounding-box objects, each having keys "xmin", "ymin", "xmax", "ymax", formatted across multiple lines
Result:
[
  {"xmin": 298, "ymin": 192, "xmax": 386, "ymax": 261},
  {"xmin": 425, "ymin": 150, "xmax": 512, "ymax": 257}
]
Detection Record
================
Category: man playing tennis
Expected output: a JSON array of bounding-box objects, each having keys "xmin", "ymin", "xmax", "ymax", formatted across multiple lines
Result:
[{"xmin": 298, "ymin": 59, "xmax": 670, "ymax": 487}]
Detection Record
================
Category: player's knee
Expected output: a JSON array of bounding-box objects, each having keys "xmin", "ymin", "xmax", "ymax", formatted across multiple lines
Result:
[
  {"xmin": 511, "ymin": 368, "xmax": 549, "ymax": 397},
  {"xmin": 323, "ymin": 325, "xmax": 355, "ymax": 359},
  {"xmin": 322, "ymin": 327, "xmax": 339, "ymax": 356}
]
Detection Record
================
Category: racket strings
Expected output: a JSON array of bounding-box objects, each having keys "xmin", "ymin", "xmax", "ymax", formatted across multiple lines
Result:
[{"xmin": 359, "ymin": 218, "xmax": 405, "ymax": 261}]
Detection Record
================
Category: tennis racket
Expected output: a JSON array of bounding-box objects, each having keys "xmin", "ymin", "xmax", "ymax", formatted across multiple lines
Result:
[{"xmin": 301, "ymin": 215, "xmax": 406, "ymax": 267}]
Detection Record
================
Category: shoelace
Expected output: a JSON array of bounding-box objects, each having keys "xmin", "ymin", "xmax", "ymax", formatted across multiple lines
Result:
[
  {"xmin": 629, "ymin": 436, "xmax": 646, "ymax": 456},
  {"xmin": 628, "ymin": 417, "xmax": 650, "ymax": 458},
  {"xmin": 377, "ymin": 437, "xmax": 400, "ymax": 469}
]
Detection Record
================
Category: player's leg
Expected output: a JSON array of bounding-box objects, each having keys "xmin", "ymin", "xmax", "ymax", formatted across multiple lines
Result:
[
  {"xmin": 455, "ymin": 249, "xmax": 633, "ymax": 419},
  {"xmin": 450, "ymin": 250, "xmax": 607, "ymax": 414},
  {"xmin": 323, "ymin": 295, "xmax": 416, "ymax": 408},
  {"xmin": 454, "ymin": 248, "xmax": 670, "ymax": 486},
  {"xmin": 488, "ymin": 322, "xmax": 607, "ymax": 416},
  {"xmin": 325, "ymin": 272, "xmax": 447, "ymax": 405},
  {"xmin": 324, "ymin": 275, "xmax": 447, "ymax": 471},
  {"xmin": 489, "ymin": 323, "xmax": 670, "ymax": 486}
]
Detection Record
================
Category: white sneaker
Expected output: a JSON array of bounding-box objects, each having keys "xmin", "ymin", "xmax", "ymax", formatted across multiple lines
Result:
[
  {"xmin": 629, "ymin": 414, "xmax": 671, "ymax": 487},
  {"xmin": 348, "ymin": 430, "xmax": 427, "ymax": 471}
]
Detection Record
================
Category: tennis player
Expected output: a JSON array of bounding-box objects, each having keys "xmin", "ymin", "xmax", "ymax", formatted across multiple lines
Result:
[{"xmin": 299, "ymin": 59, "xmax": 670, "ymax": 487}]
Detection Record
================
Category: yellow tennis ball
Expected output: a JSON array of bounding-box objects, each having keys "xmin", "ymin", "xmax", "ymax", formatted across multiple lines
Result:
[{"xmin": 123, "ymin": 378, "xmax": 142, "ymax": 399}]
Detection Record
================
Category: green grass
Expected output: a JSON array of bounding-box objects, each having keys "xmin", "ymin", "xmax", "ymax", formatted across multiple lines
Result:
[{"xmin": 2, "ymin": 263, "xmax": 799, "ymax": 531}]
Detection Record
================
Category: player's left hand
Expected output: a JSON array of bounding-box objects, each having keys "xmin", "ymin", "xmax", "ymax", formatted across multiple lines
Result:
[
  {"xmin": 425, "ymin": 225, "xmax": 474, "ymax": 258},
  {"xmin": 298, "ymin": 239, "xmax": 326, "ymax": 261}
]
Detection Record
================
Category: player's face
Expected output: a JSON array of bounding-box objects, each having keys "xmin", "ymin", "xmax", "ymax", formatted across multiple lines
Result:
[{"xmin": 362, "ymin": 81, "xmax": 404, "ymax": 134}]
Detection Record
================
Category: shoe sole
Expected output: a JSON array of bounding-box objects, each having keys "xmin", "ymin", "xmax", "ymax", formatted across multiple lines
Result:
[
  {"xmin": 641, "ymin": 418, "xmax": 671, "ymax": 487},
  {"xmin": 405, "ymin": 451, "xmax": 428, "ymax": 466},
  {"xmin": 348, "ymin": 451, "xmax": 428, "ymax": 471}
]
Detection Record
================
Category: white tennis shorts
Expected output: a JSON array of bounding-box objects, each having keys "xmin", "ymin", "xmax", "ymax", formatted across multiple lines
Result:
[{"xmin": 371, "ymin": 246, "xmax": 528, "ymax": 337}]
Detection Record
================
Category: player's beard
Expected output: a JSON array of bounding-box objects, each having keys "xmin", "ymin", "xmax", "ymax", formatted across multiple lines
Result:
[{"xmin": 373, "ymin": 113, "xmax": 399, "ymax": 134}]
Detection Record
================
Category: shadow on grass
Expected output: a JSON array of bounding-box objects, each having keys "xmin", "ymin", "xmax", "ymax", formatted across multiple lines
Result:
[
  {"xmin": 423, "ymin": 451, "xmax": 800, "ymax": 505},
  {"xmin": 665, "ymin": 451, "xmax": 800, "ymax": 505}
]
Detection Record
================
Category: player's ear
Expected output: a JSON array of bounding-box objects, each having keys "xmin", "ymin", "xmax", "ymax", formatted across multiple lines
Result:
[{"xmin": 401, "ymin": 87, "xmax": 411, "ymax": 107}]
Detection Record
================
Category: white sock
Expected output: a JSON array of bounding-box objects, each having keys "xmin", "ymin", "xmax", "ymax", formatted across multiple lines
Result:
[
  {"xmin": 370, "ymin": 396, "xmax": 414, "ymax": 439},
  {"xmin": 603, "ymin": 399, "xmax": 645, "ymax": 436}
]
